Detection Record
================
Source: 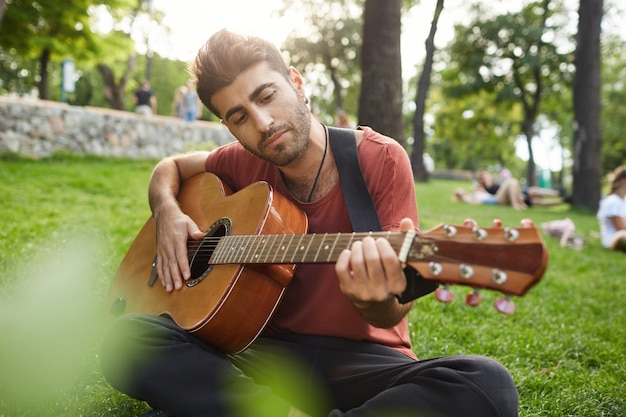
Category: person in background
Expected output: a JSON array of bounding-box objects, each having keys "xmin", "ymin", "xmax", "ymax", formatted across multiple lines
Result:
[
  {"xmin": 453, "ymin": 170, "xmax": 527, "ymax": 209},
  {"xmin": 453, "ymin": 179, "xmax": 527, "ymax": 209},
  {"xmin": 181, "ymin": 80, "xmax": 203, "ymax": 122},
  {"xmin": 597, "ymin": 165, "xmax": 626, "ymax": 253},
  {"xmin": 172, "ymin": 85, "xmax": 187, "ymax": 119},
  {"xmin": 100, "ymin": 29, "xmax": 519, "ymax": 417},
  {"xmin": 477, "ymin": 170, "xmax": 565, "ymax": 208},
  {"xmin": 133, "ymin": 80, "xmax": 157, "ymax": 116}
]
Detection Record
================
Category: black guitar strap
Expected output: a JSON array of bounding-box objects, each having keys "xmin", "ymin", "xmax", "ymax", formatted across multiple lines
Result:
[
  {"xmin": 327, "ymin": 127, "xmax": 381, "ymax": 232},
  {"xmin": 327, "ymin": 126, "xmax": 437, "ymax": 302}
]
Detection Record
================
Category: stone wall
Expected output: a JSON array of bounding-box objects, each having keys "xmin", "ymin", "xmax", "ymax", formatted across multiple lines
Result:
[{"xmin": 0, "ymin": 96, "xmax": 235, "ymax": 159}]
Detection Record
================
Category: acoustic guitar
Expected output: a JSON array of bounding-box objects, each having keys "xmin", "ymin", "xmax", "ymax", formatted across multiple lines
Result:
[{"xmin": 107, "ymin": 173, "xmax": 548, "ymax": 353}]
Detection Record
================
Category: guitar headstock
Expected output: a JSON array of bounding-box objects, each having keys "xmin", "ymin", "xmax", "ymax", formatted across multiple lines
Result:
[{"xmin": 407, "ymin": 220, "xmax": 548, "ymax": 312}]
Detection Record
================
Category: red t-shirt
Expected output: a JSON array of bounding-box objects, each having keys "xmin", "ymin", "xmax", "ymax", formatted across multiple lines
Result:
[{"xmin": 204, "ymin": 126, "xmax": 419, "ymax": 358}]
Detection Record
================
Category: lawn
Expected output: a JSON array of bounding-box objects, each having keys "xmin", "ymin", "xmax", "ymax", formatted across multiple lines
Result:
[{"xmin": 0, "ymin": 154, "xmax": 624, "ymax": 417}]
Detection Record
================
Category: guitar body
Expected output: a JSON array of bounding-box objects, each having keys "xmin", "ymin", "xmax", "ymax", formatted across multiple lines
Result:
[{"xmin": 107, "ymin": 173, "xmax": 308, "ymax": 353}]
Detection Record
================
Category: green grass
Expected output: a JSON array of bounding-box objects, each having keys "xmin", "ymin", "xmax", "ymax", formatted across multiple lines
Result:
[{"xmin": 0, "ymin": 155, "xmax": 624, "ymax": 417}]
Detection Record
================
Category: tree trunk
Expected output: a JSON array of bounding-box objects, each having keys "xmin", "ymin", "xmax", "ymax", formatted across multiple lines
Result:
[
  {"xmin": 0, "ymin": 0, "xmax": 7, "ymax": 28},
  {"xmin": 410, "ymin": 0, "xmax": 444, "ymax": 181},
  {"xmin": 519, "ymin": 0, "xmax": 550, "ymax": 187},
  {"xmin": 38, "ymin": 48, "xmax": 51, "ymax": 100},
  {"xmin": 322, "ymin": 47, "xmax": 343, "ymax": 111},
  {"xmin": 96, "ymin": 52, "xmax": 136, "ymax": 111},
  {"xmin": 358, "ymin": 0, "xmax": 404, "ymax": 144},
  {"xmin": 97, "ymin": 64, "xmax": 126, "ymax": 110},
  {"xmin": 572, "ymin": 0, "xmax": 603, "ymax": 213},
  {"xmin": 522, "ymin": 119, "xmax": 538, "ymax": 186}
]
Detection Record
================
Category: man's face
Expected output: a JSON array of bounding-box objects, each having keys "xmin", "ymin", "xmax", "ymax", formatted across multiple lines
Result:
[{"xmin": 212, "ymin": 62, "xmax": 312, "ymax": 167}]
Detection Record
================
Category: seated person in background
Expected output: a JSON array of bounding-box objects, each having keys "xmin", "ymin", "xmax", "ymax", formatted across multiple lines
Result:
[
  {"xmin": 454, "ymin": 171, "xmax": 527, "ymax": 209},
  {"xmin": 597, "ymin": 165, "xmax": 626, "ymax": 253},
  {"xmin": 477, "ymin": 170, "xmax": 566, "ymax": 208},
  {"xmin": 453, "ymin": 188, "xmax": 494, "ymax": 205}
]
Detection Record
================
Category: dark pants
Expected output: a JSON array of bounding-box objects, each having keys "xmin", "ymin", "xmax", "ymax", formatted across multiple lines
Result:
[{"xmin": 101, "ymin": 314, "xmax": 518, "ymax": 417}]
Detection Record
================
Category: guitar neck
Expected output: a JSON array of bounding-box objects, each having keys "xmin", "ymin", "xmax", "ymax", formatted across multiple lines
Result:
[
  {"xmin": 209, "ymin": 232, "xmax": 422, "ymax": 265},
  {"xmin": 196, "ymin": 222, "xmax": 547, "ymax": 297}
]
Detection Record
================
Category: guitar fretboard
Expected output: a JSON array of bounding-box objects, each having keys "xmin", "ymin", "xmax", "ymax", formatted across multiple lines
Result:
[{"xmin": 209, "ymin": 232, "xmax": 412, "ymax": 264}]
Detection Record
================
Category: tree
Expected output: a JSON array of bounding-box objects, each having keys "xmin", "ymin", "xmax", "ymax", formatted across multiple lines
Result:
[
  {"xmin": 358, "ymin": 0, "xmax": 404, "ymax": 144},
  {"xmin": 279, "ymin": 0, "xmax": 363, "ymax": 121},
  {"xmin": 95, "ymin": 21, "xmax": 139, "ymax": 110},
  {"xmin": 430, "ymin": 87, "xmax": 521, "ymax": 171},
  {"xmin": 572, "ymin": 0, "xmax": 603, "ymax": 212},
  {"xmin": 95, "ymin": 0, "xmax": 158, "ymax": 110},
  {"xmin": 600, "ymin": 34, "xmax": 626, "ymax": 172},
  {"xmin": 0, "ymin": 0, "xmax": 122, "ymax": 99},
  {"xmin": 442, "ymin": 0, "xmax": 572, "ymax": 186},
  {"xmin": 409, "ymin": 0, "xmax": 444, "ymax": 181},
  {"xmin": 0, "ymin": 0, "xmax": 136, "ymax": 100}
]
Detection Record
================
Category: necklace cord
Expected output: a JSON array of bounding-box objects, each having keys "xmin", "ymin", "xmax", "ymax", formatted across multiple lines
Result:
[{"xmin": 306, "ymin": 124, "xmax": 329, "ymax": 202}]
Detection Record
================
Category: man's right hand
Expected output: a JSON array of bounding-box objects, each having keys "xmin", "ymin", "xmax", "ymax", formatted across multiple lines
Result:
[
  {"xmin": 154, "ymin": 206, "xmax": 206, "ymax": 292},
  {"xmin": 147, "ymin": 151, "xmax": 210, "ymax": 291}
]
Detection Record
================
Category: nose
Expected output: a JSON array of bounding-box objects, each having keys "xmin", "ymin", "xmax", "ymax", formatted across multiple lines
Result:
[{"xmin": 250, "ymin": 107, "xmax": 273, "ymax": 133}]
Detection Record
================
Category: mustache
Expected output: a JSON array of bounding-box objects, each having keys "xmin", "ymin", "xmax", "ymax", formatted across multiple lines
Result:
[
  {"xmin": 260, "ymin": 124, "xmax": 285, "ymax": 143},
  {"xmin": 259, "ymin": 123, "xmax": 296, "ymax": 153}
]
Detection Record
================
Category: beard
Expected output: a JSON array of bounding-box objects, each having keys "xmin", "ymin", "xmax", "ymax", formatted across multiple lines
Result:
[{"xmin": 241, "ymin": 96, "xmax": 312, "ymax": 167}]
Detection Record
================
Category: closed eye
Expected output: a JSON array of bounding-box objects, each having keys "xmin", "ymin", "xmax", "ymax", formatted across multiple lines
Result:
[
  {"xmin": 232, "ymin": 112, "xmax": 248, "ymax": 125},
  {"xmin": 225, "ymin": 83, "xmax": 277, "ymax": 126},
  {"xmin": 259, "ymin": 90, "xmax": 276, "ymax": 104}
]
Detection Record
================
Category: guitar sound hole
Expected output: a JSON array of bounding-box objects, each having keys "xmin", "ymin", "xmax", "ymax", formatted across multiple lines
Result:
[{"xmin": 187, "ymin": 218, "xmax": 232, "ymax": 287}]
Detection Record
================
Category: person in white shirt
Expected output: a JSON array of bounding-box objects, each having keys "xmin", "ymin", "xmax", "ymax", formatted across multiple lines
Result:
[{"xmin": 597, "ymin": 165, "xmax": 626, "ymax": 253}]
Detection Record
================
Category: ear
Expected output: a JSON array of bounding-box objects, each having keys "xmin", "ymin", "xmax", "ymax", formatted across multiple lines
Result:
[{"xmin": 288, "ymin": 66, "xmax": 306, "ymax": 98}]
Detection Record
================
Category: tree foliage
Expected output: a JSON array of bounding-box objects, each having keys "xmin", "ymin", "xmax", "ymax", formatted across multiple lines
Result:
[
  {"xmin": 429, "ymin": 87, "xmax": 522, "ymax": 172},
  {"xmin": 439, "ymin": 0, "xmax": 573, "ymax": 185},
  {"xmin": 278, "ymin": 0, "xmax": 363, "ymax": 124},
  {"xmin": 0, "ymin": 0, "xmax": 135, "ymax": 99},
  {"xmin": 1, "ymin": 0, "xmax": 622, "ymax": 190},
  {"xmin": 599, "ymin": 33, "xmax": 626, "ymax": 174}
]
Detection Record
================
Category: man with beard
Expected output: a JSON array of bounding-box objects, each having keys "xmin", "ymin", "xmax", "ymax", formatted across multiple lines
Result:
[{"xmin": 101, "ymin": 29, "xmax": 519, "ymax": 417}]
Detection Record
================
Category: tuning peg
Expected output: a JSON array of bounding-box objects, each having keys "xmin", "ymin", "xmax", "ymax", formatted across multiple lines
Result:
[
  {"xmin": 520, "ymin": 218, "xmax": 534, "ymax": 228},
  {"xmin": 463, "ymin": 219, "xmax": 477, "ymax": 228},
  {"xmin": 435, "ymin": 285, "xmax": 454, "ymax": 303},
  {"xmin": 465, "ymin": 289, "xmax": 482, "ymax": 307},
  {"xmin": 494, "ymin": 296, "xmax": 516, "ymax": 315}
]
